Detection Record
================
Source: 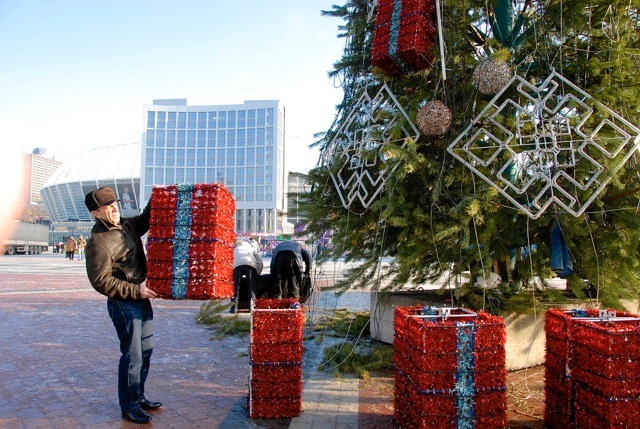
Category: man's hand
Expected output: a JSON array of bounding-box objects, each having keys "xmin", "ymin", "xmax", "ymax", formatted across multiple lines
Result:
[{"xmin": 139, "ymin": 281, "xmax": 158, "ymax": 299}]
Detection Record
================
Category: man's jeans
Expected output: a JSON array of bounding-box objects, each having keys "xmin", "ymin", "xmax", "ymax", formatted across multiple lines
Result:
[
  {"xmin": 107, "ymin": 298, "xmax": 154, "ymax": 412},
  {"xmin": 78, "ymin": 248, "xmax": 85, "ymax": 261}
]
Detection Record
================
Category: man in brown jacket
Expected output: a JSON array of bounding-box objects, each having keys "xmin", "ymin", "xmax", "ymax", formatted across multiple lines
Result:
[{"xmin": 84, "ymin": 186, "xmax": 161, "ymax": 424}]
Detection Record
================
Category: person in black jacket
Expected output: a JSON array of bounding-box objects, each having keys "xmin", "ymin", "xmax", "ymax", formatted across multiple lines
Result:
[
  {"xmin": 270, "ymin": 240, "xmax": 312, "ymax": 302},
  {"xmin": 84, "ymin": 186, "xmax": 161, "ymax": 424}
]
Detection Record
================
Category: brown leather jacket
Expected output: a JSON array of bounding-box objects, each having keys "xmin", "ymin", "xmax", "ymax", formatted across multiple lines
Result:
[{"xmin": 85, "ymin": 204, "xmax": 151, "ymax": 300}]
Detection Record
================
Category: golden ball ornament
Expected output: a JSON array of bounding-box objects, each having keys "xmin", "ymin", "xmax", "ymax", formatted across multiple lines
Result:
[
  {"xmin": 472, "ymin": 59, "xmax": 512, "ymax": 94},
  {"xmin": 416, "ymin": 100, "xmax": 452, "ymax": 137}
]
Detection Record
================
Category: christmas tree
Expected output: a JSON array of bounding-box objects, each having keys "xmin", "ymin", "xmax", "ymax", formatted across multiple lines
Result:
[{"xmin": 301, "ymin": 0, "xmax": 640, "ymax": 312}]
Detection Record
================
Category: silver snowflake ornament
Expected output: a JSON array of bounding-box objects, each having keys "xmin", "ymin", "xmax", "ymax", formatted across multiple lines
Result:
[
  {"xmin": 448, "ymin": 71, "xmax": 640, "ymax": 219},
  {"xmin": 322, "ymin": 84, "xmax": 419, "ymax": 210}
]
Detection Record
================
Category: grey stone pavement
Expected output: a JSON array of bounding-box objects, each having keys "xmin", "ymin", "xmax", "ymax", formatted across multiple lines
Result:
[{"xmin": 0, "ymin": 253, "xmax": 390, "ymax": 429}]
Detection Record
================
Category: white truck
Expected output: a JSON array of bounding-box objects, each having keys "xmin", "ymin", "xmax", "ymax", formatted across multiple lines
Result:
[{"xmin": 3, "ymin": 221, "xmax": 49, "ymax": 255}]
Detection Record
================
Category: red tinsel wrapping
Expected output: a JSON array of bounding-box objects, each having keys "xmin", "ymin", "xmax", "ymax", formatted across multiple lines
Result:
[
  {"xmin": 146, "ymin": 183, "xmax": 235, "ymax": 300},
  {"xmin": 249, "ymin": 299, "xmax": 304, "ymax": 418},
  {"xmin": 249, "ymin": 397, "xmax": 302, "ymax": 419},
  {"xmin": 250, "ymin": 364, "xmax": 302, "ymax": 383},
  {"xmin": 574, "ymin": 383, "xmax": 640, "ymax": 426},
  {"xmin": 572, "ymin": 318, "xmax": 640, "ymax": 357},
  {"xmin": 574, "ymin": 404, "xmax": 640, "ymax": 429},
  {"xmin": 250, "ymin": 380, "xmax": 302, "ymax": 399},
  {"xmin": 574, "ymin": 344, "xmax": 640, "ymax": 379},
  {"xmin": 250, "ymin": 343, "xmax": 303, "ymax": 365},
  {"xmin": 371, "ymin": 0, "xmax": 436, "ymax": 77},
  {"xmin": 393, "ymin": 306, "xmax": 507, "ymax": 428},
  {"xmin": 254, "ymin": 298, "xmax": 300, "ymax": 310}
]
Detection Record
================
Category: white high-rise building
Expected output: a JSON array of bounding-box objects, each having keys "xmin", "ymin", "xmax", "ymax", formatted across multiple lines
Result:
[{"xmin": 140, "ymin": 99, "xmax": 287, "ymax": 237}]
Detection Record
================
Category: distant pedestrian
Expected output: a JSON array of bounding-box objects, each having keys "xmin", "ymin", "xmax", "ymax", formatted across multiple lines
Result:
[
  {"xmin": 66, "ymin": 236, "xmax": 76, "ymax": 260},
  {"xmin": 76, "ymin": 235, "xmax": 86, "ymax": 261},
  {"xmin": 83, "ymin": 186, "xmax": 161, "ymax": 424},
  {"xmin": 270, "ymin": 240, "xmax": 312, "ymax": 302}
]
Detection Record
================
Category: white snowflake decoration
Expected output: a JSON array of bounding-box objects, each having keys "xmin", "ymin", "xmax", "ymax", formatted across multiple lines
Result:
[
  {"xmin": 322, "ymin": 84, "xmax": 420, "ymax": 210},
  {"xmin": 448, "ymin": 71, "xmax": 640, "ymax": 219}
]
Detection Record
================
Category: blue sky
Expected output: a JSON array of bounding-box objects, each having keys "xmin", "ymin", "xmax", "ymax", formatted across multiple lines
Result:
[{"xmin": 0, "ymin": 0, "xmax": 346, "ymax": 172}]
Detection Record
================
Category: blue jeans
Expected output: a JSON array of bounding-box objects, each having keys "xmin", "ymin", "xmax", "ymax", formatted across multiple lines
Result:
[
  {"xmin": 78, "ymin": 248, "xmax": 85, "ymax": 261},
  {"xmin": 107, "ymin": 298, "xmax": 154, "ymax": 412}
]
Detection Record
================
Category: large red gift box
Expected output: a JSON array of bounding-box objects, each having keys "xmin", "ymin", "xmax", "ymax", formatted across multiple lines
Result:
[
  {"xmin": 249, "ymin": 298, "xmax": 304, "ymax": 419},
  {"xmin": 544, "ymin": 308, "xmax": 640, "ymax": 429},
  {"xmin": 394, "ymin": 306, "xmax": 507, "ymax": 429},
  {"xmin": 371, "ymin": 0, "xmax": 437, "ymax": 77},
  {"xmin": 146, "ymin": 183, "xmax": 235, "ymax": 300}
]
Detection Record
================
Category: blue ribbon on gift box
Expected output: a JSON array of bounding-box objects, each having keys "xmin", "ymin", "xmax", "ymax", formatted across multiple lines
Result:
[{"xmin": 171, "ymin": 183, "xmax": 193, "ymax": 298}]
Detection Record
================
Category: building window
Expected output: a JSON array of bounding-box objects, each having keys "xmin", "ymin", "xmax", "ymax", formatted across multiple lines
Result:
[
  {"xmin": 165, "ymin": 168, "xmax": 175, "ymax": 184},
  {"xmin": 257, "ymin": 128, "xmax": 265, "ymax": 145},
  {"xmin": 237, "ymin": 129, "xmax": 245, "ymax": 147},
  {"xmin": 186, "ymin": 149, "xmax": 195, "ymax": 167},
  {"xmin": 178, "ymin": 112, "xmax": 186, "ymax": 128},
  {"xmin": 157, "ymin": 111, "xmax": 166, "ymax": 128},
  {"xmin": 246, "ymin": 167, "xmax": 255, "ymax": 185},
  {"xmin": 198, "ymin": 112, "xmax": 206, "ymax": 129},
  {"xmin": 208, "ymin": 111, "xmax": 216, "ymax": 128},
  {"xmin": 228, "ymin": 111, "xmax": 236, "ymax": 128},
  {"xmin": 237, "ymin": 110, "xmax": 246, "ymax": 127},
  {"xmin": 147, "ymin": 111, "xmax": 155, "ymax": 128},
  {"xmin": 167, "ymin": 130, "xmax": 176, "ymax": 147},
  {"xmin": 236, "ymin": 148, "xmax": 244, "ymax": 166},
  {"xmin": 168, "ymin": 112, "xmax": 176, "ymax": 128},
  {"xmin": 197, "ymin": 130, "xmax": 206, "ymax": 147},
  {"xmin": 155, "ymin": 148, "xmax": 165, "ymax": 164},
  {"xmin": 177, "ymin": 130, "xmax": 185, "ymax": 146},
  {"xmin": 188, "ymin": 112, "xmax": 197, "ymax": 128},
  {"xmin": 257, "ymin": 109, "xmax": 265, "ymax": 126},
  {"xmin": 187, "ymin": 130, "xmax": 196, "ymax": 147},
  {"xmin": 156, "ymin": 130, "xmax": 165, "ymax": 147},
  {"xmin": 218, "ymin": 111, "xmax": 227, "ymax": 128},
  {"xmin": 218, "ymin": 130, "xmax": 226, "ymax": 146},
  {"xmin": 246, "ymin": 147, "xmax": 255, "ymax": 165},
  {"xmin": 248, "ymin": 109, "xmax": 256, "ymax": 127},
  {"xmin": 217, "ymin": 149, "xmax": 225, "ymax": 167}
]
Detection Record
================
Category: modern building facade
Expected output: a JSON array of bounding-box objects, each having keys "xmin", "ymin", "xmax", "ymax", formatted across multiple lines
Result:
[
  {"xmin": 40, "ymin": 142, "xmax": 141, "ymax": 222},
  {"xmin": 140, "ymin": 99, "xmax": 286, "ymax": 237},
  {"xmin": 23, "ymin": 149, "xmax": 62, "ymax": 205}
]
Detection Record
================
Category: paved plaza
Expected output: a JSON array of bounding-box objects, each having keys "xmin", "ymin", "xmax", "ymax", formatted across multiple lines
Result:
[{"xmin": 0, "ymin": 253, "xmax": 544, "ymax": 428}]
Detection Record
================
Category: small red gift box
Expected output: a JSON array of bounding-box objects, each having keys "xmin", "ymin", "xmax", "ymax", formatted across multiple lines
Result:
[
  {"xmin": 371, "ymin": 0, "xmax": 437, "ymax": 76},
  {"xmin": 393, "ymin": 306, "xmax": 507, "ymax": 428}
]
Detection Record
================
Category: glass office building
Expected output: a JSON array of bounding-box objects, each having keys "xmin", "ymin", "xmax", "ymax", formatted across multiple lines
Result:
[{"xmin": 140, "ymin": 99, "xmax": 286, "ymax": 237}]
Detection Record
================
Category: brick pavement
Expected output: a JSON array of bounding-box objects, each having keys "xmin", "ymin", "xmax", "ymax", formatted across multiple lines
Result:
[{"xmin": 0, "ymin": 254, "xmax": 545, "ymax": 428}]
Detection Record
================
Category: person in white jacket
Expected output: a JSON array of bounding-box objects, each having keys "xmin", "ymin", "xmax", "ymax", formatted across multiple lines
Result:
[{"xmin": 231, "ymin": 239, "xmax": 263, "ymax": 312}]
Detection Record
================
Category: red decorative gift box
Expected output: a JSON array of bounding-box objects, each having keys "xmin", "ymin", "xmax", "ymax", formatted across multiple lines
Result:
[
  {"xmin": 371, "ymin": 0, "xmax": 437, "ymax": 77},
  {"xmin": 146, "ymin": 183, "xmax": 235, "ymax": 300},
  {"xmin": 393, "ymin": 306, "xmax": 507, "ymax": 429},
  {"xmin": 544, "ymin": 308, "xmax": 640, "ymax": 428},
  {"xmin": 249, "ymin": 298, "xmax": 304, "ymax": 419}
]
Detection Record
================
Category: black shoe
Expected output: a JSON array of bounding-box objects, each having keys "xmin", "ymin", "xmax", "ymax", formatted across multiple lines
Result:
[
  {"xmin": 140, "ymin": 397, "xmax": 163, "ymax": 410},
  {"xmin": 122, "ymin": 408, "xmax": 152, "ymax": 424}
]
